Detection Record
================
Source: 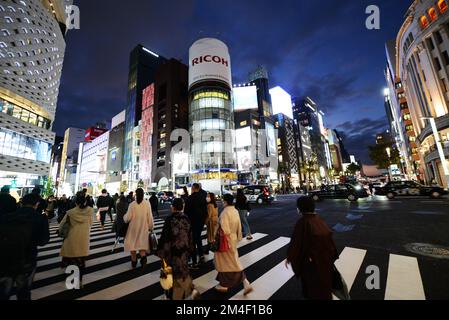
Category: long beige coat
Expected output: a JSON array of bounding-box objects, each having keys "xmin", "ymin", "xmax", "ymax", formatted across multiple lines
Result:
[
  {"xmin": 206, "ymin": 203, "xmax": 219, "ymax": 243},
  {"xmin": 59, "ymin": 206, "xmax": 93, "ymax": 258},
  {"xmin": 123, "ymin": 200, "xmax": 153, "ymax": 252},
  {"xmin": 214, "ymin": 205, "xmax": 243, "ymax": 272}
]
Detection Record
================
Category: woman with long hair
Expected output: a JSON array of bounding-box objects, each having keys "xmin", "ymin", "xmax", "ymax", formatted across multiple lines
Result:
[
  {"xmin": 124, "ymin": 188, "xmax": 154, "ymax": 269},
  {"xmin": 205, "ymin": 192, "xmax": 219, "ymax": 254},
  {"xmin": 235, "ymin": 189, "xmax": 253, "ymax": 240},
  {"xmin": 59, "ymin": 191, "xmax": 94, "ymax": 287},
  {"xmin": 113, "ymin": 195, "xmax": 129, "ymax": 238},
  {"xmin": 181, "ymin": 186, "xmax": 189, "ymax": 202}
]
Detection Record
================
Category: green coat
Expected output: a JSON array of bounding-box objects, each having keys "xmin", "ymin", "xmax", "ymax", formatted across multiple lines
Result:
[{"xmin": 59, "ymin": 206, "xmax": 93, "ymax": 258}]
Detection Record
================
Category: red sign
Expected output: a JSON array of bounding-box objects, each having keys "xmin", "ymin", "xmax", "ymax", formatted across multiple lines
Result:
[{"xmin": 85, "ymin": 127, "xmax": 107, "ymax": 142}]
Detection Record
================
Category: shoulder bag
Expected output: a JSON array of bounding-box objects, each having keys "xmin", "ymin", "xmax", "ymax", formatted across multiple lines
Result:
[{"xmin": 58, "ymin": 215, "xmax": 71, "ymax": 239}]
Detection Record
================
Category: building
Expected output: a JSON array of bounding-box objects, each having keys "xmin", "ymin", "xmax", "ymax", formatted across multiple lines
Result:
[
  {"xmin": 140, "ymin": 84, "xmax": 155, "ymax": 189},
  {"xmin": 327, "ymin": 129, "xmax": 344, "ymax": 173},
  {"xmin": 151, "ymin": 58, "xmax": 189, "ymax": 191},
  {"xmin": 58, "ymin": 127, "xmax": 85, "ymax": 196},
  {"xmin": 123, "ymin": 45, "xmax": 166, "ymax": 182},
  {"xmin": 106, "ymin": 110, "xmax": 126, "ymax": 195},
  {"xmin": 77, "ymin": 131, "xmax": 109, "ymax": 196},
  {"xmin": 49, "ymin": 135, "xmax": 63, "ymax": 190},
  {"xmin": 0, "ymin": 0, "xmax": 70, "ymax": 192},
  {"xmin": 376, "ymin": 131, "xmax": 393, "ymax": 145},
  {"xmin": 393, "ymin": 0, "xmax": 449, "ymax": 186},
  {"xmin": 188, "ymin": 38, "xmax": 237, "ymax": 194},
  {"xmin": 84, "ymin": 125, "xmax": 108, "ymax": 142},
  {"xmin": 334, "ymin": 130, "xmax": 351, "ymax": 163}
]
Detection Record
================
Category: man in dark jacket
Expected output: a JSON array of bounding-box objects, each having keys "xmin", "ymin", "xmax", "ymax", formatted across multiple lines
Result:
[
  {"xmin": 149, "ymin": 193, "xmax": 159, "ymax": 218},
  {"xmin": 31, "ymin": 187, "xmax": 47, "ymax": 215},
  {"xmin": 0, "ymin": 185, "xmax": 17, "ymax": 215},
  {"xmin": 0, "ymin": 193, "xmax": 50, "ymax": 300},
  {"xmin": 184, "ymin": 183, "xmax": 208, "ymax": 268},
  {"xmin": 286, "ymin": 196, "xmax": 338, "ymax": 300}
]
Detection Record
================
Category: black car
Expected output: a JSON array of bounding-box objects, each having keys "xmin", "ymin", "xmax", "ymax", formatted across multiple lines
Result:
[
  {"xmin": 242, "ymin": 185, "xmax": 275, "ymax": 204},
  {"xmin": 309, "ymin": 184, "xmax": 369, "ymax": 202},
  {"xmin": 374, "ymin": 181, "xmax": 448, "ymax": 199},
  {"xmin": 157, "ymin": 191, "xmax": 174, "ymax": 204}
]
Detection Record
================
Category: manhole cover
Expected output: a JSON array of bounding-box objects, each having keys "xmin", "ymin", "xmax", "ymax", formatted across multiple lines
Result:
[{"xmin": 404, "ymin": 243, "xmax": 449, "ymax": 259}]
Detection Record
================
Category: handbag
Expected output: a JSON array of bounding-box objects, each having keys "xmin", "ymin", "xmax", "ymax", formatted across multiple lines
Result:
[
  {"xmin": 58, "ymin": 215, "xmax": 70, "ymax": 239},
  {"xmin": 217, "ymin": 226, "xmax": 230, "ymax": 253},
  {"xmin": 160, "ymin": 259, "xmax": 173, "ymax": 291},
  {"xmin": 210, "ymin": 225, "xmax": 221, "ymax": 252},
  {"xmin": 148, "ymin": 230, "xmax": 158, "ymax": 253},
  {"xmin": 332, "ymin": 265, "xmax": 351, "ymax": 300}
]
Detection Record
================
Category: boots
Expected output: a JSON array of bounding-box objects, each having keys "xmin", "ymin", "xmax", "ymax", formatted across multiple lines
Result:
[{"xmin": 140, "ymin": 256, "xmax": 147, "ymax": 269}]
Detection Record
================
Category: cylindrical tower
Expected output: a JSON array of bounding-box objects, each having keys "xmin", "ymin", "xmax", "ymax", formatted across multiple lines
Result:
[{"xmin": 188, "ymin": 38, "xmax": 237, "ymax": 185}]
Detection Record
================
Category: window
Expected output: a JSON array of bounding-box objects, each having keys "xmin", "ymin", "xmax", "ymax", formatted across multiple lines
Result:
[
  {"xmin": 420, "ymin": 16, "xmax": 429, "ymax": 29},
  {"xmin": 240, "ymin": 120, "xmax": 247, "ymax": 126},
  {"xmin": 400, "ymin": 103, "xmax": 408, "ymax": 110},
  {"xmin": 435, "ymin": 57, "xmax": 443, "ymax": 71},
  {"xmin": 5, "ymin": 16, "xmax": 13, "ymax": 23},
  {"xmin": 404, "ymin": 113, "xmax": 412, "ymax": 121},
  {"xmin": 443, "ymin": 51, "xmax": 449, "ymax": 66},
  {"xmin": 438, "ymin": 0, "xmax": 448, "ymax": 14},
  {"xmin": 441, "ymin": 78, "xmax": 449, "ymax": 93},
  {"xmin": 428, "ymin": 7, "xmax": 438, "ymax": 22},
  {"xmin": 406, "ymin": 125, "xmax": 414, "ymax": 131},
  {"xmin": 426, "ymin": 37, "xmax": 435, "ymax": 50},
  {"xmin": 409, "ymin": 136, "xmax": 416, "ymax": 142},
  {"xmin": 435, "ymin": 31, "xmax": 444, "ymax": 44}
]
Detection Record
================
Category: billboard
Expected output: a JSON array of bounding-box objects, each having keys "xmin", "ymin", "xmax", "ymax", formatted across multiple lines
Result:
[
  {"xmin": 237, "ymin": 150, "xmax": 253, "ymax": 171},
  {"xmin": 235, "ymin": 127, "xmax": 252, "ymax": 148},
  {"xmin": 266, "ymin": 123, "xmax": 277, "ymax": 156},
  {"xmin": 172, "ymin": 152, "xmax": 189, "ymax": 175},
  {"xmin": 269, "ymin": 86, "xmax": 293, "ymax": 119},
  {"xmin": 84, "ymin": 127, "xmax": 107, "ymax": 142},
  {"xmin": 189, "ymin": 38, "xmax": 232, "ymax": 89},
  {"xmin": 233, "ymin": 86, "xmax": 258, "ymax": 111}
]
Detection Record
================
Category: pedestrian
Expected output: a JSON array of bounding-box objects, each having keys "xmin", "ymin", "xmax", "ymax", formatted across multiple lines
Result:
[
  {"xmin": 113, "ymin": 195, "xmax": 129, "ymax": 238},
  {"xmin": 235, "ymin": 189, "xmax": 253, "ymax": 240},
  {"xmin": 286, "ymin": 196, "xmax": 338, "ymax": 300},
  {"xmin": 126, "ymin": 191, "xmax": 135, "ymax": 204},
  {"xmin": 57, "ymin": 194, "xmax": 69, "ymax": 223},
  {"xmin": 44, "ymin": 195, "xmax": 57, "ymax": 220},
  {"xmin": 86, "ymin": 194, "xmax": 95, "ymax": 208},
  {"xmin": 181, "ymin": 186, "xmax": 189, "ymax": 202},
  {"xmin": 59, "ymin": 191, "xmax": 93, "ymax": 287},
  {"xmin": 0, "ymin": 193, "xmax": 49, "ymax": 300},
  {"xmin": 214, "ymin": 194, "xmax": 253, "ymax": 295},
  {"xmin": 96, "ymin": 189, "xmax": 112, "ymax": 230},
  {"xmin": 157, "ymin": 198, "xmax": 200, "ymax": 300},
  {"xmin": 0, "ymin": 185, "xmax": 17, "ymax": 215},
  {"xmin": 112, "ymin": 193, "xmax": 119, "ymax": 213},
  {"xmin": 198, "ymin": 183, "xmax": 208, "ymax": 200},
  {"xmin": 205, "ymin": 192, "xmax": 219, "ymax": 254},
  {"xmin": 184, "ymin": 183, "xmax": 208, "ymax": 268},
  {"xmin": 150, "ymin": 192, "xmax": 159, "ymax": 218},
  {"xmin": 31, "ymin": 187, "xmax": 47, "ymax": 215},
  {"xmin": 123, "ymin": 188, "xmax": 154, "ymax": 269}
]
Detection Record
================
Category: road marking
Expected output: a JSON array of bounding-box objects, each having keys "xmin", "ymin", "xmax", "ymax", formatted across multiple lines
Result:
[
  {"xmin": 230, "ymin": 259, "xmax": 294, "ymax": 300},
  {"xmin": 79, "ymin": 233, "xmax": 268, "ymax": 300},
  {"xmin": 385, "ymin": 254, "xmax": 425, "ymax": 300},
  {"xmin": 333, "ymin": 247, "xmax": 367, "ymax": 300}
]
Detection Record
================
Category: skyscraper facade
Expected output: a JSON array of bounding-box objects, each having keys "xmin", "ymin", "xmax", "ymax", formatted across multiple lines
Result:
[{"xmin": 0, "ymin": 0, "xmax": 70, "ymax": 190}]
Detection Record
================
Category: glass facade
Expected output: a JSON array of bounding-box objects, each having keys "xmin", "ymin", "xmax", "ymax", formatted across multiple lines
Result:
[
  {"xmin": 0, "ymin": 127, "xmax": 52, "ymax": 163},
  {"xmin": 190, "ymin": 88, "xmax": 236, "ymax": 170},
  {"xmin": 0, "ymin": 97, "xmax": 51, "ymax": 129}
]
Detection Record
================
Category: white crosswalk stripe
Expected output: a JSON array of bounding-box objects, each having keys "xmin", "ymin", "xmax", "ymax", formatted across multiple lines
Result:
[{"xmin": 20, "ymin": 218, "xmax": 433, "ymax": 301}]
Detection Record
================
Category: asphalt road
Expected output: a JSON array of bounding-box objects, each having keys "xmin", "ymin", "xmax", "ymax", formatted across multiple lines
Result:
[{"xmin": 244, "ymin": 194, "xmax": 449, "ymax": 300}]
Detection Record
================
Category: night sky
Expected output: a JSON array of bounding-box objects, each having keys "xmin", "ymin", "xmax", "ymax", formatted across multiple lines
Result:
[{"xmin": 55, "ymin": 0, "xmax": 412, "ymax": 164}]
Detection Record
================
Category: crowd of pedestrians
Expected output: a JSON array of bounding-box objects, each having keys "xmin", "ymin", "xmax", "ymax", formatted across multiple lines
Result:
[{"xmin": 1, "ymin": 182, "xmax": 342, "ymax": 301}]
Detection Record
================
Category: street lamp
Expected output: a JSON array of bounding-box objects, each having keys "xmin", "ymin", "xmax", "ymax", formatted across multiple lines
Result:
[
  {"xmin": 421, "ymin": 117, "xmax": 449, "ymax": 187},
  {"xmin": 386, "ymin": 147, "xmax": 391, "ymax": 182}
]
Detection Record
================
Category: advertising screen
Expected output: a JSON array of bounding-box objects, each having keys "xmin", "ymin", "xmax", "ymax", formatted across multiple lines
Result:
[
  {"xmin": 189, "ymin": 38, "xmax": 232, "ymax": 89},
  {"xmin": 269, "ymin": 86, "xmax": 293, "ymax": 119},
  {"xmin": 235, "ymin": 127, "xmax": 252, "ymax": 148},
  {"xmin": 266, "ymin": 123, "xmax": 276, "ymax": 156},
  {"xmin": 172, "ymin": 152, "xmax": 189, "ymax": 175},
  {"xmin": 233, "ymin": 86, "xmax": 258, "ymax": 111},
  {"xmin": 237, "ymin": 150, "xmax": 253, "ymax": 171}
]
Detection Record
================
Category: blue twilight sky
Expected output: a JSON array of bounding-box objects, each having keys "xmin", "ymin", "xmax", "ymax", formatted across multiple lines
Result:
[{"xmin": 55, "ymin": 0, "xmax": 412, "ymax": 163}]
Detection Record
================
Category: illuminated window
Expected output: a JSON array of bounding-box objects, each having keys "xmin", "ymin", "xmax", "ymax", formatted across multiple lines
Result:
[
  {"xmin": 239, "ymin": 120, "xmax": 247, "ymax": 126},
  {"xmin": 420, "ymin": 16, "xmax": 429, "ymax": 29},
  {"xmin": 438, "ymin": 0, "xmax": 448, "ymax": 14},
  {"xmin": 428, "ymin": 7, "xmax": 438, "ymax": 22}
]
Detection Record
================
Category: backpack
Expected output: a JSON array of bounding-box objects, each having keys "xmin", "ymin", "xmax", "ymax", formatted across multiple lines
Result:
[{"xmin": 0, "ymin": 220, "xmax": 33, "ymax": 277}]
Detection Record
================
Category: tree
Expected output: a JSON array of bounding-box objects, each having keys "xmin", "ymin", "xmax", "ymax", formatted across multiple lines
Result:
[
  {"xmin": 346, "ymin": 163, "xmax": 361, "ymax": 176},
  {"xmin": 43, "ymin": 177, "xmax": 54, "ymax": 198},
  {"xmin": 301, "ymin": 154, "xmax": 319, "ymax": 190},
  {"xmin": 368, "ymin": 142, "xmax": 401, "ymax": 169}
]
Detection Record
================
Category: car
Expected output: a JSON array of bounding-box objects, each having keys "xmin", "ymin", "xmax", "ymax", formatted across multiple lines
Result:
[
  {"xmin": 157, "ymin": 191, "xmax": 174, "ymax": 204},
  {"xmin": 374, "ymin": 181, "xmax": 448, "ymax": 199},
  {"xmin": 242, "ymin": 185, "xmax": 274, "ymax": 204},
  {"xmin": 309, "ymin": 184, "xmax": 369, "ymax": 202}
]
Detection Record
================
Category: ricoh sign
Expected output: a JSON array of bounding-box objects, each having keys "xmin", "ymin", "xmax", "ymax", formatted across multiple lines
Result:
[{"xmin": 188, "ymin": 38, "xmax": 232, "ymax": 89}]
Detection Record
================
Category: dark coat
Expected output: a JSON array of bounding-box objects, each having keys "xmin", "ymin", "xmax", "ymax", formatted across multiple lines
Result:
[
  {"xmin": 0, "ymin": 193, "xmax": 17, "ymax": 215},
  {"xmin": 184, "ymin": 191, "xmax": 208, "ymax": 230},
  {"xmin": 149, "ymin": 195, "xmax": 158, "ymax": 211},
  {"xmin": 157, "ymin": 212, "xmax": 194, "ymax": 280},
  {"xmin": 287, "ymin": 213, "xmax": 338, "ymax": 300},
  {"xmin": 0, "ymin": 207, "xmax": 50, "ymax": 269},
  {"xmin": 113, "ymin": 201, "xmax": 129, "ymax": 237}
]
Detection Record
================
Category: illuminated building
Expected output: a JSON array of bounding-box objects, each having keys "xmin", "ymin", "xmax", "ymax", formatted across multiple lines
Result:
[
  {"xmin": 106, "ymin": 110, "xmax": 125, "ymax": 195},
  {"xmin": 188, "ymin": 38, "xmax": 237, "ymax": 192},
  {"xmin": 0, "ymin": 0, "xmax": 71, "ymax": 191},
  {"xmin": 392, "ymin": 0, "xmax": 449, "ymax": 186}
]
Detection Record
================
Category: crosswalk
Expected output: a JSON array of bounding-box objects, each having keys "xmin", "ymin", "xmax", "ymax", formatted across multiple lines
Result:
[{"xmin": 21, "ymin": 217, "xmax": 430, "ymax": 300}]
